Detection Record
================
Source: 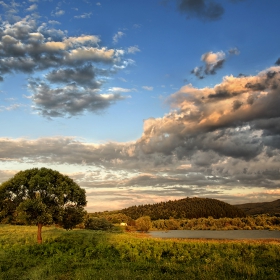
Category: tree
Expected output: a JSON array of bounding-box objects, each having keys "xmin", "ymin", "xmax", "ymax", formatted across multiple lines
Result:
[
  {"xmin": 84, "ymin": 217, "xmax": 113, "ymax": 230},
  {"xmin": 0, "ymin": 167, "xmax": 87, "ymax": 243},
  {"xmin": 135, "ymin": 216, "xmax": 152, "ymax": 232},
  {"xmin": 60, "ymin": 205, "xmax": 86, "ymax": 230}
]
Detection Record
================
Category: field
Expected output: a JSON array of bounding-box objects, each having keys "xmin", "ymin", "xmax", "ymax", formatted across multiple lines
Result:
[{"xmin": 0, "ymin": 225, "xmax": 280, "ymax": 280}]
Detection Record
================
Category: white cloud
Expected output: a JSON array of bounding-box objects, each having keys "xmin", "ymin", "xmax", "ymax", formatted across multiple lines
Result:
[
  {"xmin": 142, "ymin": 86, "xmax": 153, "ymax": 91},
  {"xmin": 52, "ymin": 8, "xmax": 65, "ymax": 17},
  {"xmin": 127, "ymin": 45, "xmax": 140, "ymax": 54},
  {"xmin": 113, "ymin": 31, "xmax": 125, "ymax": 44},
  {"xmin": 74, "ymin": 13, "xmax": 92, "ymax": 19},
  {"xmin": 26, "ymin": 4, "xmax": 37, "ymax": 11},
  {"xmin": 108, "ymin": 87, "xmax": 135, "ymax": 93}
]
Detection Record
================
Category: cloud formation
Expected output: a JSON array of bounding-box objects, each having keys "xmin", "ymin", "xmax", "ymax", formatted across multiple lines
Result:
[
  {"xmin": 0, "ymin": 16, "xmax": 131, "ymax": 117},
  {"xmin": 1, "ymin": 66, "xmax": 280, "ymax": 202},
  {"xmin": 177, "ymin": 0, "xmax": 246, "ymax": 21},
  {"xmin": 191, "ymin": 50, "xmax": 238, "ymax": 79},
  {"xmin": 177, "ymin": 0, "xmax": 224, "ymax": 21},
  {"xmin": 127, "ymin": 45, "xmax": 140, "ymax": 54},
  {"xmin": 28, "ymin": 80, "xmax": 127, "ymax": 118},
  {"xmin": 113, "ymin": 31, "xmax": 125, "ymax": 44}
]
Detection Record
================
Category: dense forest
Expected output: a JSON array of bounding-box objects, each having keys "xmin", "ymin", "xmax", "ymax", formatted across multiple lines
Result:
[
  {"xmin": 235, "ymin": 199, "xmax": 280, "ymax": 216},
  {"xmin": 117, "ymin": 197, "xmax": 245, "ymax": 220}
]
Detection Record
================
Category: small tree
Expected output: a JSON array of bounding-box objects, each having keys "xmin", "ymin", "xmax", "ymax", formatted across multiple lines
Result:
[
  {"xmin": 60, "ymin": 205, "xmax": 86, "ymax": 230},
  {"xmin": 85, "ymin": 217, "xmax": 113, "ymax": 230},
  {"xmin": 135, "ymin": 216, "xmax": 152, "ymax": 232},
  {"xmin": 0, "ymin": 167, "xmax": 86, "ymax": 243}
]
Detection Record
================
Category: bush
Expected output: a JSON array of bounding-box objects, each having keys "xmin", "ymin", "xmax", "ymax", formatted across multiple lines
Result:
[
  {"xmin": 85, "ymin": 217, "xmax": 113, "ymax": 230},
  {"xmin": 135, "ymin": 216, "xmax": 152, "ymax": 232}
]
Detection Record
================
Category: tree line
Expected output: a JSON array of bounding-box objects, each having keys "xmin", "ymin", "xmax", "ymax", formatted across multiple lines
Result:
[{"xmin": 117, "ymin": 197, "xmax": 246, "ymax": 220}]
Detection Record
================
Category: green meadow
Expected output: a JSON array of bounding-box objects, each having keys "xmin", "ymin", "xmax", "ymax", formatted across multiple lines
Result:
[{"xmin": 0, "ymin": 225, "xmax": 280, "ymax": 280}]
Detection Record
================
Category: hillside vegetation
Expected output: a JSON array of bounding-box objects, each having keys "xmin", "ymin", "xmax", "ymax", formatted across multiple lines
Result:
[
  {"xmin": 235, "ymin": 199, "xmax": 280, "ymax": 216},
  {"xmin": 118, "ymin": 197, "xmax": 246, "ymax": 220}
]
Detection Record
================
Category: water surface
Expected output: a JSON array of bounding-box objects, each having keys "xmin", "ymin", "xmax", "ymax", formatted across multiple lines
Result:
[{"xmin": 149, "ymin": 230, "xmax": 280, "ymax": 239}]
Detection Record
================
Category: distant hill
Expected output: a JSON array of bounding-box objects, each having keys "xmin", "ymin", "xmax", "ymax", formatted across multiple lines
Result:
[
  {"xmin": 119, "ymin": 197, "xmax": 246, "ymax": 220},
  {"xmin": 235, "ymin": 199, "xmax": 280, "ymax": 216}
]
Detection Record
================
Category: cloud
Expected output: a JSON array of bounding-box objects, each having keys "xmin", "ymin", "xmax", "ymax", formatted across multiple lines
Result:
[
  {"xmin": 113, "ymin": 31, "xmax": 125, "ymax": 44},
  {"xmin": 1, "ymin": 67, "xmax": 280, "ymax": 209},
  {"xmin": 0, "ymin": 17, "xmax": 130, "ymax": 117},
  {"xmin": 191, "ymin": 50, "xmax": 234, "ymax": 79},
  {"xmin": 0, "ymin": 103, "xmax": 23, "ymax": 112},
  {"xmin": 28, "ymin": 80, "xmax": 127, "ymax": 118},
  {"xmin": 45, "ymin": 64, "xmax": 100, "ymax": 88},
  {"xmin": 275, "ymin": 58, "xmax": 280, "ymax": 66},
  {"xmin": 139, "ymin": 66, "xmax": 280, "ymax": 162},
  {"xmin": 177, "ymin": 0, "xmax": 224, "ymax": 21},
  {"xmin": 0, "ymin": 170, "xmax": 17, "ymax": 183},
  {"xmin": 52, "ymin": 8, "xmax": 65, "ymax": 17},
  {"xmin": 228, "ymin": 47, "xmax": 240, "ymax": 55},
  {"xmin": 74, "ymin": 13, "xmax": 92, "ymax": 19},
  {"xmin": 108, "ymin": 87, "xmax": 135, "ymax": 93},
  {"xmin": 176, "ymin": 0, "xmax": 247, "ymax": 21},
  {"xmin": 26, "ymin": 4, "xmax": 37, "ymax": 11},
  {"xmin": 202, "ymin": 51, "xmax": 225, "ymax": 74},
  {"xmin": 127, "ymin": 45, "xmax": 140, "ymax": 54},
  {"xmin": 142, "ymin": 86, "xmax": 154, "ymax": 91},
  {"xmin": 48, "ymin": 20, "xmax": 61, "ymax": 25}
]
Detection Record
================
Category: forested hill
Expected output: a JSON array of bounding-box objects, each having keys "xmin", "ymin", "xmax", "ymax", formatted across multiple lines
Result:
[
  {"xmin": 119, "ymin": 197, "xmax": 246, "ymax": 220},
  {"xmin": 235, "ymin": 199, "xmax": 280, "ymax": 216}
]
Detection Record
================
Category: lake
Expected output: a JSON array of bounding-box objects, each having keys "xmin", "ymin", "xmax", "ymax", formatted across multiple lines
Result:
[{"xmin": 149, "ymin": 230, "xmax": 280, "ymax": 239}]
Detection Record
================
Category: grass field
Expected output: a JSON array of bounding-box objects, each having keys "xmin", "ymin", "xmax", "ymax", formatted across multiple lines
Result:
[{"xmin": 0, "ymin": 224, "xmax": 280, "ymax": 279}]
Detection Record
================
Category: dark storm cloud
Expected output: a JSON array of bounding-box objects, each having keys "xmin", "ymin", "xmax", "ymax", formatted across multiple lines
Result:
[{"xmin": 177, "ymin": 0, "xmax": 224, "ymax": 21}]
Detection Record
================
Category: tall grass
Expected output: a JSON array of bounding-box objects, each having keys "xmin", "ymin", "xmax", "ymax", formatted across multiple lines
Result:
[{"xmin": 0, "ymin": 224, "xmax": 279, "ymax": 279}]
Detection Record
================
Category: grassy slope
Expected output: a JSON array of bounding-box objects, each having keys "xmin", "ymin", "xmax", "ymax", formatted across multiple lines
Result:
[
  {"xmin": 1, "ymin": 225, "xmax": 280, "ymax": 280},
  {"xmin": 235, "ymin": 199, "xmax": 280, "ymax": 215}
]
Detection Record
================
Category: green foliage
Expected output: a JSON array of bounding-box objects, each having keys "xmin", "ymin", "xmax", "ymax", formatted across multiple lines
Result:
[
  {"xmin": 60, "ymin": 205, "xmax": 87, "ymax": 230},
  {"xmin": 16, "ymin": 196, "xmax": 53, "ymax": 226},
  {"xmin": 151, "ymin": 215, "xmax": 280, "ymax": 231},
  {"xmin": 235, "ymin": 199, "xmax": 280, "ymax": 216},
  {"xmin": 0, "ymin": 167, "xmax": 86, "ymax": 225},
  {"xmin": 0, "ymin": 225, "xmax": 280, "ymax": 280},
  {"xmin": 135, "ymin": 216, "xmax": 152, "ymax": 232},
  {"xmin": 119, "ymin": 197, "xmax": 246, "ymax": 220},
  {"xmin": 0, "ymin": 168, "xmax": 87, "ymax": 242},
  {"xmin": 85, "ymin": 217, "xmax": 113, "ymax": 230}
]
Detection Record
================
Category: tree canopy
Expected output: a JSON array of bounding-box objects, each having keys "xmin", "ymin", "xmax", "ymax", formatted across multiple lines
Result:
[
  {"xmin": 0, "ymin": 167, "xmax": 87, "ymax": 243},
  {"xmin": 119, "ymin": 197, "xmax": 246, "ymax": 220}
]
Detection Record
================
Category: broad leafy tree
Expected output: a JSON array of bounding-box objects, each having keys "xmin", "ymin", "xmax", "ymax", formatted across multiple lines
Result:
[{"xmin": 0, "ymin": 167, "xmax": 87, "ymax": 243}]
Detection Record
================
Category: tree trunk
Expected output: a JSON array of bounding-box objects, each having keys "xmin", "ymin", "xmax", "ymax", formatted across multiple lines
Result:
[{"xmin": 37, "ymin": 223, "xmax": 43, "ymax": 244}]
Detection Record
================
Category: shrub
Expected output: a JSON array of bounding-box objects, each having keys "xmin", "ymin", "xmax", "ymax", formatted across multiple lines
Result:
[
  {"xmin": 135, "ymin": 216, "xmax": 152, "ymax": 232},
  {"xmin": 85, "ymin": 217, "xmax": 113, "ymax": 230}
]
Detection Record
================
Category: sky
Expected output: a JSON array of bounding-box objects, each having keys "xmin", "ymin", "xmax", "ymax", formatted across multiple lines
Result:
[{"xmin": 0, "ymin": 0, "xmax": 280, "ymax": 212}]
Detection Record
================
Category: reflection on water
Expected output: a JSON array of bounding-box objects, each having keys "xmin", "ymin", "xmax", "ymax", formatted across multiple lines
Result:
[{"xmin": 149, "ymin": 230, "xmax": 280, "ymax": 239}]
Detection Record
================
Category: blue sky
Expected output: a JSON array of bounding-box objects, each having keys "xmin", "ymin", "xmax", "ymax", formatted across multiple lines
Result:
[{"xmin": 1, "ymin": 0, "xmax": 280, "ymax": 211}]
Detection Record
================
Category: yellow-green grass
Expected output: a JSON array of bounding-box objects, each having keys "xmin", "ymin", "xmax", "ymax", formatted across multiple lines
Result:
[{"xmin": 0, "ymin": 224, "xmax": 280, "ymax": 279}]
